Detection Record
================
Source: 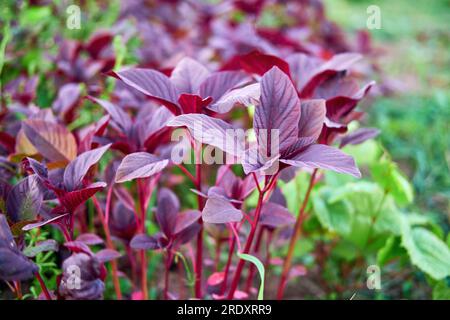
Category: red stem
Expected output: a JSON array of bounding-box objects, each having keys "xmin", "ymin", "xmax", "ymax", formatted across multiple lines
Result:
[
  {"xmin": 226, "ymin": 186, "xmax": 266, "ymax": 299},
  {"xmin": 194, "ymin": 143, "xmax": 204, "ymax": 299},
  {"xmin": 214, "ymin": 239, "xmax": 222, "ymax": 272},
  {"xmin": 245, "ymin": 226, "xmax": 264, "ymax": 293},
  {"xmin": 92, "ymin": 195, "xmax": 122, "ymax": 300},
  {"xmin": 163, "ymin": 251, "xmax": 174, "ymax": 299},
  {"xmin": 36, "ymin": 272, "xmax": 51, "ymax": 300},
  {"xmin": 137, "ymin": 179, "xmax": 149, "ymax": 300},
  {"xmin": 220, "ymin": 233, "xmax": 236, "ymax": 295},
  {"xmin": 276, "ymin": 169, "xmax": 317, "ymax": 300}
]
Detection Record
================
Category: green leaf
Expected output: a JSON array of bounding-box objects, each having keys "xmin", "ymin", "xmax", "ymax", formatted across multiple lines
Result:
[
  {"xmin": 377, "ymin": 236, "xmax": 406, "ymax": 266},
  {"xmin": 329, "ymin": 182, "xmax": 385, "ymax": 218},
  {"xmin": 432, "ymin": 281, "xmax": 450, "ymax": 300},
  {"xmin": 342, "ymin": 139, "xmax": 382, "ymax": 166},
  {"xmin": 237, "ymin": 252, "xmax": 265, "ymax": 300},
  {"xmin": 371, "ymin": 159, "xmax": 413, "ymax": 206},
  {"xmin": 401, "ymin": 222, "xmax": 450, "ymax": 280},
  {"xmin": 312, "ymin": 188, "xmax": 353, "ymax": 236},
  {"xmin": 279, "ymin": 171, "xmax": 310, "ymax": 214},
  {"xmin": 373, "ymin": 196, "xmax": 402, "ymax": 235},
  {"xmin": 19, "ymin": 6, "xmax": 52, "ymax": 26},
  {"xmin": 23, "ymin": 240, "xmax": 59, "ymax": 258}
]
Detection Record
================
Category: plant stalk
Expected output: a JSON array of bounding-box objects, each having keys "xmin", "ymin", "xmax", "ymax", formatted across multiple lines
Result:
[
  {"xmin": 276, "ymin": 169, "xmax": 317, "ymax": 300},
  {"xmin": 36, "ymin": 272, "xmax": 51, "ymax": 300},
  {"xmin": 226, "ymin": 188, "xmax": 265, "ymax": 299},
  {"xmin": 92, "ymin": 195, "xmax": 122, "ymax": 300}
]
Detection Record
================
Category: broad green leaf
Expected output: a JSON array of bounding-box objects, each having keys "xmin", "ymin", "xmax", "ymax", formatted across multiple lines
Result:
[
  {"xmin": 371, "ymin": 159, "xmax": 413, "ymax": 206},
  {"xmin": 332, "ymin": 240, "xmax": 359, "ymax": 261},
  {"xmin": 377, "ymin": 236, "xmax": 406, "ymax": 266},
  {"xmin": 342, "ymin": 139, "xmax": 382, "ymax": 166},
  {"xmin": 329, "ymin": 182, "xmax": 385, "ymax": 218},
  {"xmin": 401, "ymin": 222, "xmax": 450, "ymax": 280},
  {"xmin": 345, "ymin": 214, "xmax": 372, "ymax": 249},
  {"xmin": 312, "ymin": 188, "xmax": 352, "ymax": 236},
  {"xmin": 279, "ymin": 171, "xmax": 310, "ymax": 214},
  {"xmin": 373, "ymin": 196, "xmax": 402, "ymax": 235},
  {"xmin": 237, "ymin": 252, "xmax": 265, "ymax": 300}
]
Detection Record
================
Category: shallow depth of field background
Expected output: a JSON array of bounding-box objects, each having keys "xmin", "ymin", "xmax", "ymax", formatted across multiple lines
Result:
[{"xmin": 0, "ymin": 0, "xmax": 449, "ymax": 299}]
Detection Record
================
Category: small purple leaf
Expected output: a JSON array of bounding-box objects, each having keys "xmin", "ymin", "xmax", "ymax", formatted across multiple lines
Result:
[
  {"xmin": 6, "ymin": 175, "xmax": 43, "ymax": 222},
  {"xmin": 259, "ymin": 202, "xmax": 295, "ymax": 228},
  {"xmin": 199, "ymin": 70, "xmax": 248, "ymax": 102},
  {"xmin": 23, "ymin": 239, "xmax": 59, "ymax": 257},
  {"xmin": 76, "ymin": 233, "xmax": 105, "ymax": 246},
  {"xmin": 88, "ymin": 97, "xmax": 133, "ymax": 135},
  {"xmin": 95, "ymin": 249, "xmax": 121, "ymax": 263},
  {"xmin": 280, "ymin": 144, "xmax": 361, "ymax": 178},
  {"xmin": 170, "ymin": 57, "xmax": 210, "ymax": 94},
  {"xmin": 339, "ymin": 128, "xmax": 380, "ymax": 148},
  {"xmin": 168, "ymin": 114, "xmax": 244, "ymax": 156},
  {"xmin": 115, "ymin": 152, "xmax": 168, "ymax": 183},
  {"xmin": 209, "ymin": 83, "xmax": 260, "ymax": 113},
  {"xmin": 156, "ymin": 188, "xmax": 179, "ymax": 238},
  {"xmin": 64, "ymin": 144, "xmax": 111, "ymax": 191},
  {"xmin": 174, "ymin": 210, "xmax": 201, "ymax": 235},
  {"xmin": 111, "ymin": 68, "xmax": 181, "ymax": 114},
  {"xmin": 202, "ymin": 197, "xmax": 243, "ymax": 224},
  {"xmin": 22, "ymin": 213, "xmax": 69, "ymax": 231},
  {"xmin": 298, "ymin": 99, "xmax": 326, "ymax": 140},
  {"xmin": 130, "ymin": 233, "xmax": 164, "ymax": 250}
]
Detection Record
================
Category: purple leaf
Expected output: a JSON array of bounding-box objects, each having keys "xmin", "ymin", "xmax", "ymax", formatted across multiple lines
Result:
[
  {"xmin": 280, "ymin": 144, "xmax": 361, "ymax": 178},
  {"xmin": 64, "ymin": 144, "xmax": 111, "ymax": 191},
  {"xmin": 88, "ymin": 97, "xmax": 132, "ymax": 135},
  {"xmin": 115, "ymin": 152, "xmax": 168, "ymax": 183},
  {"xmin": 178, "ymin": 94, "xmax": 212, "ymax": 114},
  {"xmin": 130, "ymin": 233, "xmax": 164, "ymax": 250},
  {"xmin": 76, "ymin": 233, "xmax": 105, "ymax": 246},
  {"xmin": 0, "ymin": 215, "xmax": 38, "ymax": 281},
  {"xmin": 298, "ymin": 99, "xmax": 326, "ymax": 140},
  {"xmin": 23, "ymin": 239, "xmax": 59, "ymax": 257},
  {"xmin": 241, "ymin": 146, "xmax": 280, "ymax": 175},
  {"xmin": 209, "ymin": 83, "xmax": 260, "ymax": 113},
  {"xmin": 339, "ymin": 128, "xmax": 380, "ymax": 148},
  {"xmin": 170, "ymin": 57, "xmax": 210, "ymax": 94},
  {"xmin": 254, "ymin": 67, "xmax": 301, "ymax": 154},
  {"xmin": 174, "ymin": 210, "xmax": 201, "ymax": 235},
  {"xmin": 198, "ymin": 70, "xmax": 248, "ymax": 102},
  {"xmin": 22, "ymin": 120, "xmax": 77, "ymax": 162},
  {"xmin": 222, "ymin": 51, "xmax": 290, "ymax": 76},
  {"xmin": 202, "ymin": 197, "xmax": 243, "ymax": 224},
  {"xmin": 52, "ymin": 83, "xmax": 81, "ymax": 117},
  {"xmin": 156, "ymin": 188, "xmax": 179, "ymax": 238},
  {"xmin": 287, "ymin": 53, "xmax": 362, "ymax": 98},
  {"xmin": 286, "ymin": 53, "xmax": 322, "ymax": 94},
  {"xmin": 111, "ymin": 68, "xmax": 181, "ymax": 115},
  {"xmin": 95, "ymin": 249, "xmax": 121, "ymax": 263},
  {"xmin": 6, "ymin": 175, "xmax": 43, "ymax": 222},
  {"xmin": 168, "ymin": 114, "xmax": 244, "ymax": 156},
  {"xmin": 259, "ymin": 202, "xmax": 295, "ymax": 228},
  {"xmin": 58, "ymin": 182, "xmax": 106, "ymax": 212},
  {"xmin": 59, "ymin": 253, "xmax": 105, "ymax": 300},
  {"xmin": 173, "ymin": 222, "xmax": 201, "ymax": 246},
  {"xmin": 64, "ymin": 241, "xmax": 93, "ymax": 255},
  {"xmin": 22, "ymin": 213, "xmax": 69, "ymax": 231},
  {"xmin": 26, "ymin": 157, "xmax": 48, "ymax": 180}
]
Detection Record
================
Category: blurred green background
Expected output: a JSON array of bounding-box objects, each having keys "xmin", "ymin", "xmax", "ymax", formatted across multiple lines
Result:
[{"xmin": 324, "ymin": 0, "xmax": 450, "ymax": 228}]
